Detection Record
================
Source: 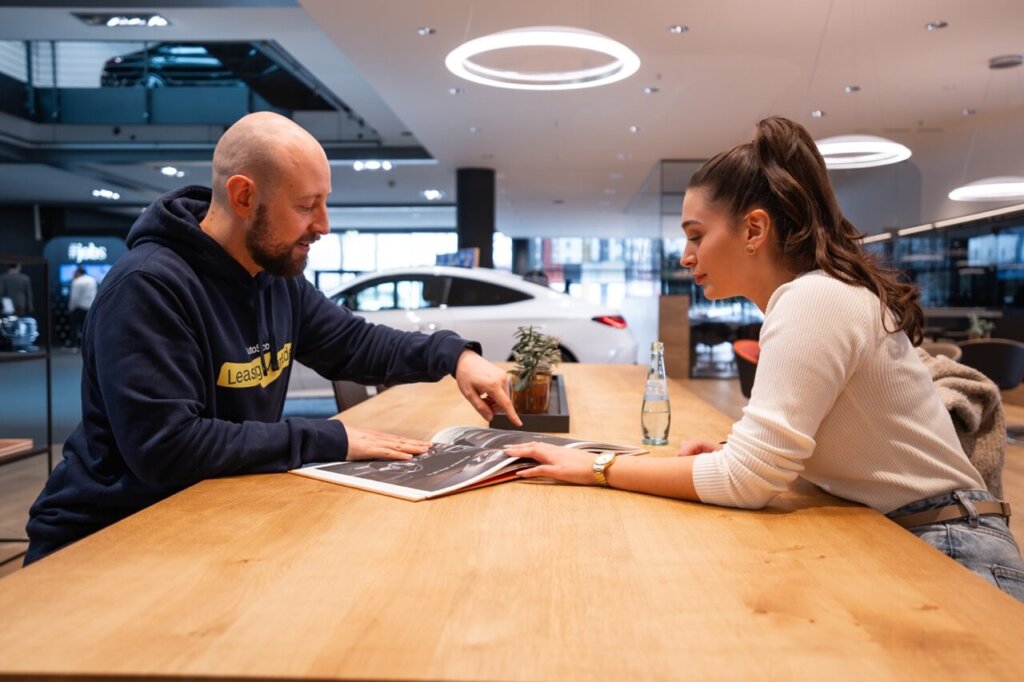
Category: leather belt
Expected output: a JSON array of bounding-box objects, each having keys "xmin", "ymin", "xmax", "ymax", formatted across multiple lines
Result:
[{"xmin": 890, "ymin": 500, "xmax": 1012, "ymax": 529}]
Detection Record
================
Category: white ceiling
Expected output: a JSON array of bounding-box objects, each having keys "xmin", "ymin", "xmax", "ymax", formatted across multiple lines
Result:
[{"xmin": 1, "ymin": 0, "xmax": 1023, "ymax": 238}]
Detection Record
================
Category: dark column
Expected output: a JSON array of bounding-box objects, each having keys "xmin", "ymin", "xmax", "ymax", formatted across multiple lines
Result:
[
  {"xmin": 456, "ymin": 167, "xmax": 494, "ymax": 268},
  {"xmin": 511, "ymin": 238, "xmax": 530, "ymax": 275}
]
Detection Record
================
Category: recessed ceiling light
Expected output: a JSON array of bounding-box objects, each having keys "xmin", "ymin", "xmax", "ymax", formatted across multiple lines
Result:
[
  {"xmin": 628, "ymin": 125, "xmax": 641, "ymax": 133},
  {"xmin": 811, "ymin": 109, "xmax": 826, "ymax": 118},
  {"xmin": 667, "ymin": 25, "xmax": 689, "ymax": 34},
  {"xmin": 160, "ymin": 166, "xmax": 178, "ymax": 176},
  {"xmin": 417, "ymin": 27, "xmax": 437, "ymax": 36},
  {"xmin": 989, "ymin": 54, "xmax": 1023, "ymax": 70},
  {"xmin": 949, "ymin": 177, "xmax": 1024, "ymax": 202},
  {"xmin": 448, "ymin": 87, "xmax": 463, "ymax": 95},
  {"xmin": 843, "ymin": 85, "xmax": 861, "ymax": 93},
  {"xmin": 815, "ymin": 135, "xmax": 912, "ymax": 169},
  {"xmin": 91, "ymin": 188, "xmax": 120, "ymax": 200},
  {"xmin": 445, "ymin": 26, "xmax": 641, "ymax": 91},
  {"xmin": 925, "ymin": 21, "xmax": 948, "ymax": 31},
  {"xmin": 73, "ymin": 12, "xmax": 169, "ymax": 27},
  {"xmin": 422, "ymin": 189, "xmax": 445, "ymax": 201},
  {"xmin": 643, "ymin": 86, "xmax": 659, "ymax": 95},
  {"xmin": 352, "ymin": 160, "xmax": 393, "ymax": 172}
]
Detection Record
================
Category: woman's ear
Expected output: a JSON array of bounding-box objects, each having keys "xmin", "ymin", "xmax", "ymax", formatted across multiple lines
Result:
[
  {"xmin": 744, "ymin": 208, "xmax": 772, "ymax": 251},
  {"xmin": 225, "ymin": 174, "xmax": 256, "ymax": 219}
]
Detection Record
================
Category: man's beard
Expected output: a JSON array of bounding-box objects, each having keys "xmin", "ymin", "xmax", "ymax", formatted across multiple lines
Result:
[{"xmin": 244, "ymin": 204, "xmax": 311, "ymax": 278}]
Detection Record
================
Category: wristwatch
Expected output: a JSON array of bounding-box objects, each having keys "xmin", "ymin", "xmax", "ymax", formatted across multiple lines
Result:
[{"xmin": 592, "ymin": 453, "xmax": 618, "ymax": 487}]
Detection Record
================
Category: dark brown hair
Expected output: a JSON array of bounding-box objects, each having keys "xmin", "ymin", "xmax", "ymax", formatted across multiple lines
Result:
[{"xmin": 688, "ymin": 116, "xmax": 923, "ymax": 344}]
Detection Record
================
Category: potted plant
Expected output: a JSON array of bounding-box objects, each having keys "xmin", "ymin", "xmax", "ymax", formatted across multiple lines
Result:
[
  {"xmin": 509, "ymin": 325, "xmax": 561, "ymax": 414},
  {"xmin": 967, "ymin": 313, "xmax": 995, "ymax": 340}
]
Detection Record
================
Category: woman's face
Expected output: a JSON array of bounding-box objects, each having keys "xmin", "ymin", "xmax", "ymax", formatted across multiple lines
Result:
[{"xmin": 679, "ymin": 187, "xmax": 750, "ymax": 300}]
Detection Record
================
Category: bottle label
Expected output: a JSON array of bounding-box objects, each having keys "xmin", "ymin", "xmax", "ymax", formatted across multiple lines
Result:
[{"xmin": 644, "ymin": 380, "xmax": 667, "ymax": 401}]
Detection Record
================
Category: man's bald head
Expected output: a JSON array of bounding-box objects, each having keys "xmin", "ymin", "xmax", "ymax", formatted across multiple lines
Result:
[{"xmin": 210, "ymin": 111, "xmax": 325, "ymax": 207}]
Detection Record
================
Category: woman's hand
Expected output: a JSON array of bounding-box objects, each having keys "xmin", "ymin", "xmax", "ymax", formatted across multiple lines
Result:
[
  {"xmin": 676, "ymin": 439, "xmax": 722, "ymax": 457},
  {"xmin": 503, "ymin": 442, "xmax": 599, "ymax": 485}
]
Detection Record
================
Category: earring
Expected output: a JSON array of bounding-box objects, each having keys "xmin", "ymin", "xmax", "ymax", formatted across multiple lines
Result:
[{"xmin": 745, "ymin": 245, "xmax": 756, "ymax": 256}]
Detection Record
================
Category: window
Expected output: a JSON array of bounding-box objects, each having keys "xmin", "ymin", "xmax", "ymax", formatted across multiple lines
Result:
[
  {"xmin": 339, "ymin": 276, "xmax": 448, "ymax": 312},
  {"xmin": 446, "ymin": 277, "xmax": 531, "ymax": 307}
]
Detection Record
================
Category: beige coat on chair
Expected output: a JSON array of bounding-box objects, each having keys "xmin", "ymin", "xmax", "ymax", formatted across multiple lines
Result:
[{"xmin": 917, "ymin": 348, "xmax": 1005, "ymax": 498}]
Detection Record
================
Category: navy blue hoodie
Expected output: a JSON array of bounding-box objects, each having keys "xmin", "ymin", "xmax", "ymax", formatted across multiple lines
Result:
[{"xmin": 26, "ymin": 186, "xmax": 474, "ymax": 562}]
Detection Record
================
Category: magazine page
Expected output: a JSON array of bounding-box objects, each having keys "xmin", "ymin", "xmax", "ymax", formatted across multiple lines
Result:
[
  {"xmin": 431, "ymin": 426, "xmax": 647, "ymax": 456},
  {"xmin": 292, "ymin": 442, "xmax": 534, "ymax": 501}
]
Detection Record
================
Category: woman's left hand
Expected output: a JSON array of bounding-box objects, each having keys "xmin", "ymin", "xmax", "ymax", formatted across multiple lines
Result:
[{"xmin": 504, "ymin": 442, "xmax": 598, "ymax": 486}]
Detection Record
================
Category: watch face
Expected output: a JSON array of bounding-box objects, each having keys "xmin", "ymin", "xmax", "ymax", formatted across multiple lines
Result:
[{"xmin": 595, "ymin": 453, "xmax": 614, "ymax": 466}]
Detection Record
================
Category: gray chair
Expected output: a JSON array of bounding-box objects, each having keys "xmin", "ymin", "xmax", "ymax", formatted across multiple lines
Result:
[
  {"xmin": 332, "ymin": 380, "xmax": 386, "ymax": 412},
  {"xmin": 920, "ymin": 341, "xmax": 962, "ymax": 363},
  {"xmin": 956, "ymin": 338, "xmax": 1024, "ymax": 390}
]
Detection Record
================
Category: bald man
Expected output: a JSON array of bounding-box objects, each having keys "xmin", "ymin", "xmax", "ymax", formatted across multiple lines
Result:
[{"xmin": 25, "ymin": 112, "xmax": 518, "ymax": 564}]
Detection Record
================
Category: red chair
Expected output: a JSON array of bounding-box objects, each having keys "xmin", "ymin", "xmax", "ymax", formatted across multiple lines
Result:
[{"xmin": 732, "ymin": 339, "xmax": 760, "ymax": 399}]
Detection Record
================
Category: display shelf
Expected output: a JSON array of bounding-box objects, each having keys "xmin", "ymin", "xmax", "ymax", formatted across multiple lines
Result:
[{"xmin": 0, "ymin": 350, "xmax": 47, "ymax": 363}]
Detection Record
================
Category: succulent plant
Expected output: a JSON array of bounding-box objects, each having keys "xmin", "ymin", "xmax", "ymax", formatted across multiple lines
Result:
[{"xmin": 510, "ymin": 325, "xmax": 561, "ymax": 391}]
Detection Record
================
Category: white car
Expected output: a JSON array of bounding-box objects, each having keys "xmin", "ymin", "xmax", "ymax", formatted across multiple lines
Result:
[{"xmin": 287, "ymin": 266, "xmax": 638, "ymax": 399}]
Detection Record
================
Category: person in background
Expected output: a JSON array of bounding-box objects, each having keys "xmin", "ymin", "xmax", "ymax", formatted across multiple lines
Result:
[
  {"xmin": 25, "ymin": 111, "xmax": 520, "ymax": 564},
  {"xmin": 67, "ymin": 265, "xmax": 97, "ymax": 348},
  {"xmin": 506, "ymin": 116, "xmax": 1024, "ymax": 601},
  {"xmin": 0, "ymin": 262, "xmax": 33, "ymax": 317}
]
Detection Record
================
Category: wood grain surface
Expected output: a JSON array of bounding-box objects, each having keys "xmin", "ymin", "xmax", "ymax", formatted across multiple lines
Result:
[{"xmin": 0, "ymin": 364, "xmax": 1022, "ymax": 681}]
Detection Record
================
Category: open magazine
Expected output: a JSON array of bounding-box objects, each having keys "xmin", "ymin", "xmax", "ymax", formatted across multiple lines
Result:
[{"xmin": 291, "ymin": 426, "xmax": 646, "ymax": 501}]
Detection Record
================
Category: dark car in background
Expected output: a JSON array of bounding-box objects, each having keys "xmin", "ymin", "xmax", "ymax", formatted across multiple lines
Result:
[
  {"xmin": 101, "ymin": 42, "xmax": 336, "ymax": 110},
  {"xmin": 101, "ymin": 44, "xmax": 242, "ymax": 88}
]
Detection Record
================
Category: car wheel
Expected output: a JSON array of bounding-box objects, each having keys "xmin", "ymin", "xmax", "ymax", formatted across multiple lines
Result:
[
  {"xmin": 558, "ymin": 346, "xmax": 578, "ymax": 362},
  {"xmin": 143, "ymin": 74, "xmax": 166, "ymax": 88}
]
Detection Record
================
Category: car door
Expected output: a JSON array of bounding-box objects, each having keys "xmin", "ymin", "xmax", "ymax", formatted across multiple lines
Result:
[{"xmin": 443, "ymin": 276, "xmax": 534, "ymax": 360}]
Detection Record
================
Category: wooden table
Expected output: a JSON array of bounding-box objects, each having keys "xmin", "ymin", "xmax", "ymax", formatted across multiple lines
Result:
[{"xmin": 1, "ymin": 364, "xmax": 1023, "ymax": 680}]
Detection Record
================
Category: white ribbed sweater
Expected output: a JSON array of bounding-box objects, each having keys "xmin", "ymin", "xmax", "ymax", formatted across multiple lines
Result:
[{"xmin": 691, "ymin": 271, "xmax": 985, "ymax": 513}]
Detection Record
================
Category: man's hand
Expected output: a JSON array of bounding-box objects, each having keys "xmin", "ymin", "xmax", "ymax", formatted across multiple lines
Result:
[
  {"xmin": 454, "ymin": 349, "xmax": 522, "ymax": 426},
  {"xmin": 330, "ymin": 420, "xmax": 432, "ymax": 461}
]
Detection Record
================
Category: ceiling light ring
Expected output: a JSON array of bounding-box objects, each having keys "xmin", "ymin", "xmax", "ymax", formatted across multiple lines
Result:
[
  {"xmin": 445, "ymin": 26, "xmax": 640, "ymax": 91},
  {"xmin": 816, "ymin": 135, "xmax": 912, "ymax": 169},
  {"xmin": 949, "ymin": 177, "xmax": 1024, "ymax": 202}
]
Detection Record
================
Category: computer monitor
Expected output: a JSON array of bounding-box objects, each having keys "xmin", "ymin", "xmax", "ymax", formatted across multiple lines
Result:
[{"xmin": 59, "ymin": 263, "xmax": 112, "ymax": 286}]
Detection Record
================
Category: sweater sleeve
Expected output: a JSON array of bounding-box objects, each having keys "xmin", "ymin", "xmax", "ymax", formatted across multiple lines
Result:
[
  {"xmin": 691, "ymin": 275, "xmax": 876, "ymax": 508},
  {"xmin": 292, "ymin": 280, "xmax": 476, "ymax": 386},
  {"xmin": 89, "ymin": 272, "xmax": 348, "ymax": 489}
]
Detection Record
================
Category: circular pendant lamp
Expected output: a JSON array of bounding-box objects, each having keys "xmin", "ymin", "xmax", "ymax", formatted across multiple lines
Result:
[
  {"xmin": 815, "ymin": 134, "xmax": 912, "ymax": 169},
  {"xmin": 948, "ymin": 176, "xmax": 1024, "ymax": 202},
  {"xmin": 445, "ymin": 26, "xmax": 640, "ymax": 91}
]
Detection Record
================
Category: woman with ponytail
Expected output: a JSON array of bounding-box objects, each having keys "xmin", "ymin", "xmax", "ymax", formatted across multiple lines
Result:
[{"xmin": 506, "ymin": 116, "xmax": 1024, "ymax": 600}]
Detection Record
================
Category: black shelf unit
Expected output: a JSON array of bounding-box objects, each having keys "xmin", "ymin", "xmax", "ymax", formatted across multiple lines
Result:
[{"xmin": 0, "ymin": 253, "xmax": 52, "ymax": 566}]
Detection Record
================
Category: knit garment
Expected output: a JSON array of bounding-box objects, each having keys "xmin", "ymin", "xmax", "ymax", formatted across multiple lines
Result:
[
  {"xmin": 691, "ymin": 271, "xmax": 985, "ymax": 513},
  {"xmin": 916, "ymin": 348, "xmax": 1005, "ymax": 499}
]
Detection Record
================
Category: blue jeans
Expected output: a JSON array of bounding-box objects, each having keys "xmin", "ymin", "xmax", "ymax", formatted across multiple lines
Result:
[{"xmin": 887, "ymin": 489, "xmax": 1024, "ymax": 602}]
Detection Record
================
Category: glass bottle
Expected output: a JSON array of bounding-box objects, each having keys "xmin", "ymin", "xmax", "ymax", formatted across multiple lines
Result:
[{"xmin": 641, "ymin": 341, "xmax": 671, "ymax": 445}]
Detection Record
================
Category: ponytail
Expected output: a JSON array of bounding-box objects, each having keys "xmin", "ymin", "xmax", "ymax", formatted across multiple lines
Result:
[{"xmin": 689, "ymin": 116, "xmax": 923, "ymax": 344}]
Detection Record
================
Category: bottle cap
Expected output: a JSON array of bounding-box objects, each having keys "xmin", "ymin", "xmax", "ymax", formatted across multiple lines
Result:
[{"xmin": 651, "ymin": 341, "xmax": 664, "ymax": 351}]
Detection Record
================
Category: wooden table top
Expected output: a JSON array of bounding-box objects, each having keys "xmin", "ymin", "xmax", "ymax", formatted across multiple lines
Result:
[{"xmin": 1, "ymin": 363, "xmax": 1022, "ymax": 680}]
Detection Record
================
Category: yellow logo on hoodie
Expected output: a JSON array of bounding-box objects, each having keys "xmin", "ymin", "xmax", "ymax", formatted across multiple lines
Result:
[{"xmin": 216, "ymin": 343, "xmax": 292, "ymax": 389}]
